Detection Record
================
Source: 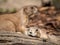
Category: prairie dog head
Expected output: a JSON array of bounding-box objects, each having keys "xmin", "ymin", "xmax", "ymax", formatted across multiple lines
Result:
[
  {"xmin": 23, "ymin": 5, "xmax": 38, "ymax": 16},
  {"xmin": 22, "ymin": 5, "xmax": 39, "ymax": 20},
  {"xmin": 26, "ymin": 26, "xmax": 40, "ymax": 37},
  {"xmin": 19, "ymin": 5, "xmax": 39, "ymax": 27}
]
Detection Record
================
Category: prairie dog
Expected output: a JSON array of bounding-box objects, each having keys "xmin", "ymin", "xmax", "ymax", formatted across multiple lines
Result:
[
  {"xmin": 0, "ymin": 5, "xmax": 39, "ymax": 35},
  {"xmin": 27, "ymin": 26, "xmax": 59, "ymax": 40},
  {"xmin": 0, "ymin": 14, "xmax": 27, "ymax": 35},
  {"xmin": 26, "ymin": 26, "xmax": 48, "ymax": 39},
  {"xmin": 0, "ymin": 7, "xmax": 28, "ymax": 35}
]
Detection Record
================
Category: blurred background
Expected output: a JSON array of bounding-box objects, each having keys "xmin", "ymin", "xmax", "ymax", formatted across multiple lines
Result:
[{"xmin": 0, "ymin": 0, "xmax": 60, "ymax": 14}]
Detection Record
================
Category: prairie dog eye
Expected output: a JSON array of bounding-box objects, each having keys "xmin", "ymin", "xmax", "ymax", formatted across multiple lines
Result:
[{"xmin": 36, "ymin": 29, "xmax": 38, "ymax": 31}]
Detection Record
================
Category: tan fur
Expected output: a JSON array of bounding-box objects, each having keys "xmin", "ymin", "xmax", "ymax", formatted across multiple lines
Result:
[
  {"xmin": 0, "ymin": 20, "xmax": 15, "ymax": 32},
  {"xmin": 0, "ymin": 7, "xmax": 28, "ymax": 35},
  {"xmin": 40, "ymin": 29, "xmax": 48, "ymax": 39},
  {"xmin": 35, "ymin": 27, "xmax": 59, "ymax": 39}
]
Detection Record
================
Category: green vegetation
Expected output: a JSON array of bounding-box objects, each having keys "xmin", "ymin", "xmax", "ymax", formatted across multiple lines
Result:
[
  {"xmin": 0, "ymin": 8, "xmax": 17, "ymax": 14},
  {"xmin": 0, "ymin": 8, "xmax": 3, "ymax": 13},
  {"xmin": 0, "ymin": 0, "xmax": 7, "ymax": 4},
  {"xmin": 9, "ymin": 8, "xmax": 17, "ymax": 13},
  {"xmin": 52, "ymin": 0, "xmax": 60, "ymax": 10},
  {"xmin": 3, "ymin": 0, "xmax": 7, "ymax": 2}
]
